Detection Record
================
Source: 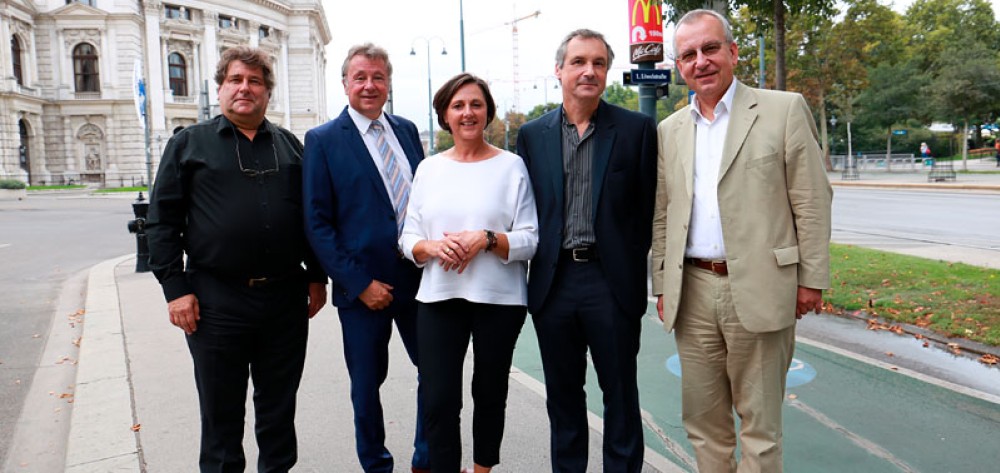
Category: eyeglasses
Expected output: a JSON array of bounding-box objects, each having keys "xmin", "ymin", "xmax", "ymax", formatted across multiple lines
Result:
[
  {"xmin": 677, "ymin": 41, "xmax": 727, "ymax": 65},
  {"xmin": 233, "ymin": 132, "xmax": 280, "ymax": 177}
]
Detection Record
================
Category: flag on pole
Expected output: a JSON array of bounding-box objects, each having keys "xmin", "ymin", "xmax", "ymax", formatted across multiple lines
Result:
[{"xmin": 133, "ymin": 58, "xmax": 147, "ymax": 130}]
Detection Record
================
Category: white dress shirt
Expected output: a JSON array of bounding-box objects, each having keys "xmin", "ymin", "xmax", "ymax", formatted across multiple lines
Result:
[
  {"xmin": 686, "ymin": 80, "xmax": 738, "ymax": 260},
  {"xmin": 347, "ymin": 107, "xmax": 414, "ymax": 199}
]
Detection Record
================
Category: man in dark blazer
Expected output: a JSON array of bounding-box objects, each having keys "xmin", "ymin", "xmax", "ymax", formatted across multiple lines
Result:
[
  {"xmin": 516, "ymin": 29, "xmax": 657, "ymax": 473},
  {"xmin": 303, "ymin": 43, "xmax": 429, "ymax": 473}
]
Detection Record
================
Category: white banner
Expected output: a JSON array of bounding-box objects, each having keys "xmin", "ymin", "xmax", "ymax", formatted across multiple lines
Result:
[{"xmin": 132, "ymin": 58, "xmax": 147, "ymax": 130}]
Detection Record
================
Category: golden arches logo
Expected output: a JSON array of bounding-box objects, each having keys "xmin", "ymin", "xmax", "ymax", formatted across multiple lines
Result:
[{"xmin": 631, "ymin": 0, "xmax": 661, "ymax": 26}]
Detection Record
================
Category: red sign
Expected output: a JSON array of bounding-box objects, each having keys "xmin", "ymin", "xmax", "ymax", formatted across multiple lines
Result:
[{"xmin": 629, "ymin": 0, "xmax": 664, "ymax": 63}]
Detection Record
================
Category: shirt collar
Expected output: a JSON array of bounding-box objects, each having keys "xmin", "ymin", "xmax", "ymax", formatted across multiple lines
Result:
[
  {"xmin": 347, "ymin": 107, "xmax": 386, "ymax": 134},
  {"xmin": 689, "ymin": 80, "xmax": 737, "ymax": 122},
  {"xmin": 214, "ymin": 114, "xmax": 274, "ymax": 136}
]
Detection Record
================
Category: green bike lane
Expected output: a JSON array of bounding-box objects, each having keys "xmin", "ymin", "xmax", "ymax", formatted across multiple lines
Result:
[{"xmin": 511, "ymin": 303, "xmax": 1000, "ymax": 472}]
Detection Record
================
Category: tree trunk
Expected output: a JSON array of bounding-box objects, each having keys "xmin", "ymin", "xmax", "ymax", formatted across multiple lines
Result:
[
  {"xmin": 818, "ymin": 95, "xmax": 832, "ymax": 171},
  {"xmin": 774, "ymin": 1, "xmax": 786, "ymax": 91}
]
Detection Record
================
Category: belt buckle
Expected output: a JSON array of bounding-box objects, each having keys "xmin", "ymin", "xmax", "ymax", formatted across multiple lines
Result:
[
  {"xmin": 711, "ymin": 261, "xmax": 725, "ymax": 274},
  {"xmin": 248, "ymin": 277, "xmax": 268, "ymax": 287},
  {"xmin": 571, "ymin": 247, "xmax": 588, "ymax": 262}
]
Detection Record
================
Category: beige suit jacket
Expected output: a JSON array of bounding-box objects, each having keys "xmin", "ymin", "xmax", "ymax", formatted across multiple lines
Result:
[{"xmin": 651, "ymin": 81, "xmax": 832, "ymax": 334}]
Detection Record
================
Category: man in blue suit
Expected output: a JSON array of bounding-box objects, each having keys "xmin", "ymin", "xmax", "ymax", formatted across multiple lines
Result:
[
  {"xmin": 516, "ymin": 29, "xmax": 657, "ymax": 472},
  {"xmin": 303, "ymin": 43, "xmax": 429, "ymax": 473}
]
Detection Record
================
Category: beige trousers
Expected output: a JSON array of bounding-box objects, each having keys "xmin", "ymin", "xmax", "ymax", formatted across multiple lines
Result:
[{"xmin": 674, "ymin": 265, "xmax": 795, "ymax": 473}]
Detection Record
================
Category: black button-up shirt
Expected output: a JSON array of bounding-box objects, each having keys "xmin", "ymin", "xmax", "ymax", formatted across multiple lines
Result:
[{"xmin": 146, "ymin": 115, "xmax": 325, "ymax": 301}]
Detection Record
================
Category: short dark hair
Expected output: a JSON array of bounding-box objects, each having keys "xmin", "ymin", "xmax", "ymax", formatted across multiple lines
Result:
[
  {"xmin": 432, "ymin": 73, "xmax": 497, "ymax": 133},
  {"xmin": 214, "ymin": 46, "xmax": 275, "ymax": 91},
  {"xmin": 341, "ymin": 43, "xmax": 392, "ymax": 80},
  {"xmin": 555, "ymin": 28, "xmax": 614, "ymax": 68}
]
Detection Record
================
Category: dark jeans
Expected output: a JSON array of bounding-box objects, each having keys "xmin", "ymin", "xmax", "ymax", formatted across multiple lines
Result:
[
  {"xmin": 533, "ymin": 258, "xmax": 644, "ymax": 473},
  {"xmin": 186, "ymin": 271, "xmax": 309, "ymax": 473},
  {"xmin": 417, "ymin": 299, "xmax": 527, "ymax": 473}
]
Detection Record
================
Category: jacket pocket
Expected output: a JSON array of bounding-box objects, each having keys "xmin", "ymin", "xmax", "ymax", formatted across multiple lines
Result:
[
  {"xmin": 746, "ymin": 152, "xmax": 779, "ymax": 168},
  {"xmin": 773, "ymin": 246, "xmax": 799, "ymax": 266}
]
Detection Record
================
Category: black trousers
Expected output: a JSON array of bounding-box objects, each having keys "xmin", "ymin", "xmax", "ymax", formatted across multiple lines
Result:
[
  {"xmin": 417, "ymin": 299, "xmax": 527, "ymax": 473},
  {"xmin": 533, "ymin": 258, "xmax": 644, "ymax": 473},
  {"xmin": 186, "ymin": 271, "xmax": 309, "ymax": 473}
]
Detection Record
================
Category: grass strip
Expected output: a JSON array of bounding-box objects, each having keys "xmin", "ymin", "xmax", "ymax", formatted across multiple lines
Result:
[
  {"xmin": 827, "ymin": 243, "xmax": 1000, "ymax": 346},
  {"xmin": 94, "ymin": 186, "xmax": 149, "ymax": 193}
]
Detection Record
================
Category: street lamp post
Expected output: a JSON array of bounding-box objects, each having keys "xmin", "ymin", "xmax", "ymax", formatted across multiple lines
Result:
[
  {"xmin": 533, "ymin": 75, "xmax": 559, "ymax": 106},
  {"xmin": 411, "ymin": 37, "xmax": 447, "ymax": 155}
]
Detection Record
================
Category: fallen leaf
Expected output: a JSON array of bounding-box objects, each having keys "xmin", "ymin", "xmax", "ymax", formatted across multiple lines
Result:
[
  {"xmin": 75, "ymin": 309, "xmax": 85, "ymax": 315},
  {"xmin": 131, "ymin": 424, "xmax": 142, "ymax": 432},
  {"xmin": 922, "ymin": 341, "xmax": 930, "ymax": 348},
  {"xmin": 889, "ymin": 366, "xmax": 899, "ymax": 371},
  {"xmin": 787, "ymin": 394, "xmax": 798, "ymax": 400},
  {"xmin": 885, "ymin": 352, "xmax": 895, "ymax": 357},
  {"xmin": 979, "ymin": 354, "xmax": 999, "ymax": 366}
]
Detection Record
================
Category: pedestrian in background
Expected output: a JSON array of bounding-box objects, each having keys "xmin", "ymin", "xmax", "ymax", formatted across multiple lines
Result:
[
  {"xmin": 146, "ymin": 46, "xmax": 328, "ymax": 473},
  {"xmin": 303, "ymin": 43, "xmax": 429, "ymax": 473},
  {"xmin": 516, "ymin": 28, "xmax": 657, "ymax": 473},
  {"xmin": 652, "ymin": 9, "xmax": 832, "ymax": 472},
  {"xmin": 400, "ymin": 72, "xmax": 538, "ymax": 473}
]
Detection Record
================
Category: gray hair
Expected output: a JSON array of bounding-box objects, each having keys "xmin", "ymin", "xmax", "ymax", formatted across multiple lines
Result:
[
  {"xmin": 673, "ymin": 9, "xmax": 735, "ymax": 57},
  {"xmin": 341, "ymin": 43, "xmax": 392, "ymax": 79},
  {"xmin": 555, "ymin": 29, "xmax": 614, "ymax": 68}
]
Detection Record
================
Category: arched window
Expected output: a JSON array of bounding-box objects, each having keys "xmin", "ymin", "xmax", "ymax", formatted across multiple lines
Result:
[
  {"xmin": 73, "ymin": 43, "xmax": 99, "ymax": 92},
  {"xmin": 11, "ymin": 36, "xmax": 23, "ymax": 85},
  {"xmin": 168, "ymin": 53, "xmax": 187, "ymax": 96}
]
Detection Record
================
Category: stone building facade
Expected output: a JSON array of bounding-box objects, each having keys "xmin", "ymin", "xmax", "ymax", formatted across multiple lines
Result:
[{"xmin": 0, "ymin": 0, "xmax": 330, "ymax": 186}]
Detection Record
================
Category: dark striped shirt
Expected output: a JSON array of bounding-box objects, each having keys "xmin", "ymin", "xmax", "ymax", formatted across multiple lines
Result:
[{"xmin": 561, "ymin": 111, "xmax": 596, "ymax": 249}]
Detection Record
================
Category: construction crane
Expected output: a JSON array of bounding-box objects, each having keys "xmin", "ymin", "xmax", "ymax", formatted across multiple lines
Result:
[{"xmin": 505, "ymin": 9, "xmax": 540, "ymax": 113}]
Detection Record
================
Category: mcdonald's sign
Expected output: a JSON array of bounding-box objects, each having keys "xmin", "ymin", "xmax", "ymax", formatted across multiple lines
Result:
[{"xmin": 628, "ymin": 0, "xmax": 664, "ymax": 64}]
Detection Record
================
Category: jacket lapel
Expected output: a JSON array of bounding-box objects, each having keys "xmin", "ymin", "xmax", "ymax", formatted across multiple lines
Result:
[
  {"xmin": 675, "ymin": 108, "xmax": 695, "ymax": 200},
  {"xmin": 338, "ymin": 108, "xmax": 393, "ymax": 209},
  {"xmin": 541, "ymin": 110, "xmax": 564, "ymax": 215},
  {"xmin": 718, "ymin": 82, "xmax": 757, "ymax": 183},
  {"xmin": 385, "ymin": 114, "xmax": 422, "ymax": 172},
  {"xmin": 591, "ymin": 102, "xmax": 613, "ymax": 222}
]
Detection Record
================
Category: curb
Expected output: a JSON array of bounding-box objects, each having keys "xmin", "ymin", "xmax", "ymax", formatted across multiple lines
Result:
[
  {"xmin": 830, "ymin": 181, "xmax": 1000, "ymax": 192},
  {"xmin": 65, "ymin": 254, "xmax": 141, "ymax": 472}
]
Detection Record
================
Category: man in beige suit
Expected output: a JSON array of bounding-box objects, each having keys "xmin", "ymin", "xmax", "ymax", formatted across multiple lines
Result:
[{"xmin": 651, "ymin": 9, "xmax": 832, "ymax": 473}]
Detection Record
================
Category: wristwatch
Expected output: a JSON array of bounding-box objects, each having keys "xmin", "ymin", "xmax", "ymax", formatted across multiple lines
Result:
[{"xmin": 484, "ymin": 229, "xmax": 497, "ymax": 252}]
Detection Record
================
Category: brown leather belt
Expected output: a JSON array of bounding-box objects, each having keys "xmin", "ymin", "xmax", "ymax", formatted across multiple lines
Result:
[{"xmin": 685, "ymin": 257, "xmax": 728, "ymax": 276}]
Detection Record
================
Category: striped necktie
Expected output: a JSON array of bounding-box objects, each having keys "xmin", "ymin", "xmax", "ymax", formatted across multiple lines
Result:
[{"xmin": 370, "ymin": 120, "xmax": 409, "ymax": 236}]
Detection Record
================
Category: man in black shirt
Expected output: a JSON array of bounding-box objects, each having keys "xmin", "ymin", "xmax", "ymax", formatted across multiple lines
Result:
[{"xmin": 146, "ymin": 46, "xmax": 327, "ymax": 473}]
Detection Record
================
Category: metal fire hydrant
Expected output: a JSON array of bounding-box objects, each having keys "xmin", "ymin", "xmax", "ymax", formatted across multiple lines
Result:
[{"xmin": 127, "ymin": 192, "xmax": 150, "ymax": 273}]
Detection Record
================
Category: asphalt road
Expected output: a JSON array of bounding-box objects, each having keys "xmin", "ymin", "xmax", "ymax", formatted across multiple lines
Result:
[
  {"xmin": 831, "ymin": 187, "xmax": 1000, "ymax": 268},
  {"xmin": 0, "ymin": 193, "xmax": 136, "ymax": 465}
]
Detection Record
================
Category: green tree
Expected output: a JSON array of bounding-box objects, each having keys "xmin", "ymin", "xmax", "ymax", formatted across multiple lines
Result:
[
  {"xmin": 856, "ymin": 60, "xmax": 929, "ymax": 167},
  {"xmin": 924, "ymin": 42, "xmax": 1000, "ymax": 166},
  {"xmin": 526, "ymin": 103, "xmax": 559, "ymax": 121},
  {"xmin": 665, "ymin": 0, "xmax": 835, "ymax": 90},
  {"xmin": 603, "ymin": 82, "xmax": 638, "ymax": 110}
]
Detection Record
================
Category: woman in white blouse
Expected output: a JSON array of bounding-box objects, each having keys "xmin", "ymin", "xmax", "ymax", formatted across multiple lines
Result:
[{"xmin": 399, "ymin": 73, "xmax": 538, "ymax": 473}]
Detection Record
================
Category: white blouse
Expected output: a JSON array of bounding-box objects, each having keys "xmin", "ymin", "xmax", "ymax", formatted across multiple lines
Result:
[{"xmin": 399, "ymin": 150, "xmax": 538, "ymax": 306}]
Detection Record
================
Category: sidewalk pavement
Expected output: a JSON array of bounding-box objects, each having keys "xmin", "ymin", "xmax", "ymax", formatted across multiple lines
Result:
[
  {"xmin": 63, "ymin": 256, "xmax": 680, "ymax": 472},
  {"xmin": 57, "ymin": 161, "xmax": 1000, "ymax": 472}
]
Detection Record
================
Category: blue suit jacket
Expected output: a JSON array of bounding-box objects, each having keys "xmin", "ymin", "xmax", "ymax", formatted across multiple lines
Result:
[
  {"xmin": 516, "ymin": 101, "xmax": 657, "ymax": 317},
  {"xmin": 303, "ymin": 107, "xmax": 424, "ymax": 309}
]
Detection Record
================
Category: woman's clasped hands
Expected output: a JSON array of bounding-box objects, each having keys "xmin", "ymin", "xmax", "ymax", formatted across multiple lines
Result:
[{"xmin": 436, "ymin": 230, "xmax": 488, "ymax": 273}]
